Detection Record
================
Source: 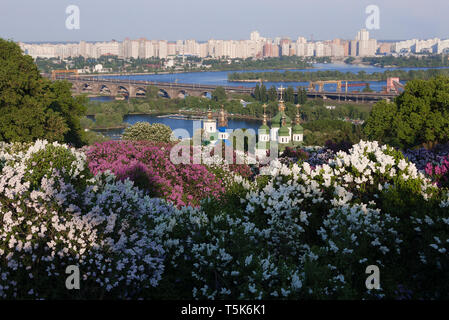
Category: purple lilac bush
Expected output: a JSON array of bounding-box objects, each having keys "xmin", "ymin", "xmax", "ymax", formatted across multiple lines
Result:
[{"xmin": 85, "ymin": 141, "xmax": 225, "ymax": 207}]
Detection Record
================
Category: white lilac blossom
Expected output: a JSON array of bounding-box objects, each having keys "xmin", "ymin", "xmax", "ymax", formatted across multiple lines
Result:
[
  {"xmin": 0, "ymin": 141, "xmax": 173, "ymax": 299},
  {"xmin": 1, "ymin": 140, "xmax": 448, "ymax": 300}
]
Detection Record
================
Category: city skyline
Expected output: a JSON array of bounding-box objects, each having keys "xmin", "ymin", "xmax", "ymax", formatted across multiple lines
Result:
[
  {"xmin": 1, "ymin": 0, "xmax": 448, "ymax": 42},
  {"xmin": 19, "ymin": 29, "xmax": 449, "ymax": 62}
]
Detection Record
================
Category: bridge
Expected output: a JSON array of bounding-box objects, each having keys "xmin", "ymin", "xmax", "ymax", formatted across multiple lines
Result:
[{"xmin": 50, "ymin": 76, "xmax": 399, "ymax": 102}]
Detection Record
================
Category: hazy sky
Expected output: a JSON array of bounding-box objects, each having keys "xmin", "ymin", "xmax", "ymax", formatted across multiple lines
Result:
[{"xmin": 1, "ymin": 0, "xmax": 448, "ymax": 42}]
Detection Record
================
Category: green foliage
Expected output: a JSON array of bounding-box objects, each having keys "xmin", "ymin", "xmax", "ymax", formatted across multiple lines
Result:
[
  {"xmin": 211, "ymin": 86, "xmax": 227, "ymax": 101},
  {"xmin": 364, "ymin": 76, "xmax": 449, "ymax": 148},
  {"xmin": 24, "ymin": 144, "xmax": 91, "ymax": 190},
  {"xmin": 0, "ymin": 38, "xmax": 86, "ymax": 147},
  {"xmin": 303, "ymin": 119, "xmax": 364, "ymax": 146},
  {"xmin": 122, "ymin": 122, "xmax": 173, "ymax": 142},
  {"xmin": 364, "ymin": 100, "xmax": 398, "ymax": 145},
  {"xmin": 297, "ymin": 87, "xmax": 308, "ymax": 104},
  {"xmin": 268, "ymin": 85, "xmax": 278, "ymax": 101},
  {"xmin": 344, "ymin": 57, "xmax": 356, "ymax": 64},
  {"xmin": 362, "ymin": 54, "xmax": 449, "ymax": 68},
  {"xmin": 228, "ymin": 68, "xmax": 449, "ymax": 82},
  {"xmin": 362, "ymin": 83, "xmax": 373, "ymax": 92},
  {"xmin": 84, "ymin": 130, "xmax": 110, "ymax": 145}
]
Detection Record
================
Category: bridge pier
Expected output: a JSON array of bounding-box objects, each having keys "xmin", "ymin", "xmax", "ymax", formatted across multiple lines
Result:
[{"xmin": 59, "ymin": 77, "xmax": 397, "ymax": 102}]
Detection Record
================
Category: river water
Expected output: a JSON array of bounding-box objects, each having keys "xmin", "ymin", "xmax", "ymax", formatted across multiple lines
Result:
[
  {"xmin": 91, "ymin": 63, "xmax": 446, "ymax": 139},
  {"xmin": 99, "ymin": 63, "xmax": 448, "ymax": 93},
  {"xmin": 94, "ymin": 114, "xmax": 262, "ymax": 140}
]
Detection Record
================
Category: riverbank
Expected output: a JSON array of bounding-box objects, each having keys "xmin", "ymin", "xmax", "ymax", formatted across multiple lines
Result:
[
  {"xmin": 73, "ymin": 65, "xmax": 316, "ymax": 78},
  {"xmin": 87, "ymin": 109, "xmax": 264, "ymax": 122},
  {"xmin": 228, "ymin": 67, "xmax": 449, "ymax": 83}
]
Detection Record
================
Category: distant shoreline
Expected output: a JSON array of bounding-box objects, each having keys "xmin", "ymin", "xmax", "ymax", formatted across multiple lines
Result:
[{"xmin": 53, "ymin": 66, "xmax": 316, "ymax": 78}]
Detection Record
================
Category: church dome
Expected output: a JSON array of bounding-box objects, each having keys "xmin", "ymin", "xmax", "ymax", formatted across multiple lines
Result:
[
  {"xmin": 271, "ymin": 111, "xmax": 292, "ymax": 125},
  {"xmin": 278, "ymin": 126, "xmax": 290, "ymax": 136},
  {"xmin": 293, "ymin": 124, "xmax": 304, "ymax": 134}
]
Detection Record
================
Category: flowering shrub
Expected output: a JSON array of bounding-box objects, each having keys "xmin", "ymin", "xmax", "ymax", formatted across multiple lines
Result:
[
  {"xmin": 425, "ymin": 156, "xmax": 449, "ymax": 188},
  {"xmin": 324, "ymin": 139, "xmax": 353, "ymax": 153},
  {"xmin": 86, "ymin": 141, "xmax": 224, "ymax": 207},
  {"xmin": 1, "ymin": 140, "xmax": 448, "ymax": 299},
  {"xmin": 143, "ymin": 141, "xmax": 449, "ymax": 299},
  {"xmin": 0, "ymin": 141, "xmax": 172, "ymax": 299},
  {"xmin": 121, "ymin": 122, "xmax": 174, "ymax": 143},
  {"xmin": 280, "ymin": 147, "xmax": 309, "ymax": 163},
  {"xmin": 403, "ymin": 145, "xmax": 449, "ymax": 171}
]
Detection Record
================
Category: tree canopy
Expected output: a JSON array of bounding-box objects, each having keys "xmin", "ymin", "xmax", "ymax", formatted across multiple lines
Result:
[
  {"xmin": 364, "ymin": 76, "xmax": 449, "ymax": 148},
  {"xmin": 121, "ymin": 122, "xmax": 173, "ymax": 143},
  {"xmin": 0, "ymin": 38, "xmax": 87, "ymax": 146}
]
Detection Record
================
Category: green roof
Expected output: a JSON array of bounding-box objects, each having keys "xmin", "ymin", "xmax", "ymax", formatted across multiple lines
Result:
[
  {"xmin": 293, "ymin": 124, "xmax": 304, "ymax": 134},
  {"xmin": 278, "ymin": 126, "xmax": 290, "ymax": 136},
  {"xmin": 259, "ymin": 124, "xmax": 270, "ymax": 131},
  {"xmin": 271, "ymin": 111, "xmax": 292, "ymax": 125}
]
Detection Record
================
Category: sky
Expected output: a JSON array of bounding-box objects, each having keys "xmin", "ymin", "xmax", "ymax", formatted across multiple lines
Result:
[{"xmin": 0, "ymin": 0, "xmax": 448, "ymax": 42}]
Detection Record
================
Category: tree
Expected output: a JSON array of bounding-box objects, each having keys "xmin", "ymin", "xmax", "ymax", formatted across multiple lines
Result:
[
  {"xmin": 254, "ymin": 84, "xmax": 261, "ymax": 101},
  {"xmin": 0, "ymin": 38, "xmax": 86, "ymax": 146},
  {"xmin": 268, "ymin": 85, "xmax": 278, "ymax": 101},
  {"xmin": 259, "ymin": 83, "xmax": 267, "ymax": 102},
  {"xmin": 364, "ymin": 76, "xmax": 449, "ymax": 148},
  {"xmin": 211, "ymin": 86, "xmax": 227, "ymax": 101},
  {"xmin": 362, "ymin": 83, "xmax": 373, "ymax": 92},
  {"xmin": 147, "ymin": 86, "xmax": 159, "ymax": 99},
  {"xmin": 122, "ymin": 122, "xmax": 173, "ymax": 143},
  {"xmin": 363, "ymin": 100, "xmax": 397, "ymax": 145},
  {"xmin": 345, "ymin": 57, "xmax": 356, "ymax": 64},
  {"xmin": 297, "ymin": 87, "xmax": 308, "ymax": 104},
  {"xmin": 285, "ymin": 86, "xmax": 295, "ymax": 103}
]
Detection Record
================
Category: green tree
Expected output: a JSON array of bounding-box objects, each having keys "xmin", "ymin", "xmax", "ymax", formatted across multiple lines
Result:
[
  {"xmin": 211, "ymin": 86, "xmax": 227, "ymax": 101},
  {"xmin": 364, "ymin": 76, "xmax": 449, "ymax": 148},
  {"xmin": 268, "ymin": 85, "xmax": 278, "ymax": 101},
  {"xmin": 122, "ymin": 122, "xmax": 174, "ymax": 143},
  {"xmin": 0, "ymin": 38, "xmax": 86, "ymax": 146},
  {"xmin": 259, "ymin": 83, "xmax": 267, "ymax": 102},
  {"xmin": 285, "ymin": 86, "xmax": 295, "ymax": 103},
  {"xmin": 297, "ymin": 87, "xmax": 308, "ymax": 104},
  {"xmin": 363, "ymin": 100, "xmax": 397, "ymax": 145},
  {"xmin": 254, "ymin": 84, "xmax": 261, "ymax": 101},
  {"xmin": 362, "ymin": 83, "xmax": 373, "ymax": 92}
]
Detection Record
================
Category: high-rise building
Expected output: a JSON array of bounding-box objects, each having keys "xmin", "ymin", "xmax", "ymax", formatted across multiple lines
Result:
[{"xmin": 250, "ymin": 31, "xmax": 261, "ymax": 41}]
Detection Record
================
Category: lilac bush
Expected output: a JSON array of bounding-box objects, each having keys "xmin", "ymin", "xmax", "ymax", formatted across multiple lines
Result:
[
  {"xmin": 1, "ymin": 140, "xmax": 448, "ymax": 300},
  {"xmin": 0, "ymin": 140, "xmax": 172, "ymax": 299},
  {"xmin": 85, "ymin": 141, "xmax": 225, "ymax": 207}
]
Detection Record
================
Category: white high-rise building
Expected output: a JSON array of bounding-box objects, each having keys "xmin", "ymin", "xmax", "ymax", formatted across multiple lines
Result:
[
  {"xmin": 250, "ymin": 31, "xmax": 261, "ymax": 41},
  {"xmin": 356, "ymin": 29, "xmax": 370, "ymax": 41}
]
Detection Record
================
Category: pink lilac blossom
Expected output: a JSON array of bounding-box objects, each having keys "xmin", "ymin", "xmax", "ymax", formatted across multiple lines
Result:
[{"xmin": 85, "ymin": 141, "xmax": 225, "ymax": 207}]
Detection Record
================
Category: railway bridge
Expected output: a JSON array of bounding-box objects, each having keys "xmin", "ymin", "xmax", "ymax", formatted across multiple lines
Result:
[{"xmin": 50, "ymin": 76, "xmax": 399, "ymax": 102}]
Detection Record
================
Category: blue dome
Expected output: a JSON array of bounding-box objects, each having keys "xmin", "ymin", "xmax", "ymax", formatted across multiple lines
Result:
[{"xmin": 218, "ymin": 127, "xmax": 229, "ymax": 133}]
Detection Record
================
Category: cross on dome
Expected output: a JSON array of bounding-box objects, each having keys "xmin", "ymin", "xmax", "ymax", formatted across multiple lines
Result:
[{"xmin": 278, "ymin": 85, "xmax": 285, "ymax": 101}]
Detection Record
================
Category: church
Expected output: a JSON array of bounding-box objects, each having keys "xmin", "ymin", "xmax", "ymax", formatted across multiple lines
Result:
[{"xmin": 202, "ymin": 90, "xmax": 304, "ymax": 157}]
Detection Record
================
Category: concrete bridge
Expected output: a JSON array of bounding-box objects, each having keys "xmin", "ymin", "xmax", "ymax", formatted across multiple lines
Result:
[{"xmin": 55, "ymin": 76, "xmax": 399, "ymax": 102}]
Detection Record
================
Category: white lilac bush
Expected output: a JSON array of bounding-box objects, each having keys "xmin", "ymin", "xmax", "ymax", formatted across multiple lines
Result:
[
  {"xmin": 153, "ymin": 141, "xmax": 449, "ymax": 299},
  {"xmin": 0, "ymin": 141, "xmax": 173, "ymax": 299},
  {"xmin": 0, "ymin": 140, "xmax": 448, "ymax": 299}
]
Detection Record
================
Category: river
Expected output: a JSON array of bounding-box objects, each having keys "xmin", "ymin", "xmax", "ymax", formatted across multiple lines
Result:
[
  {"xmin": 90, "ymin": 63, "xmax": 446, "ymax": 139},
  {"xmin": 94, "ymin": 114, "xmax": 262, "ymax": 140},
  {"xmin": 98, "ymin": 63, "xmax": 449, "ymax": 93}
]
